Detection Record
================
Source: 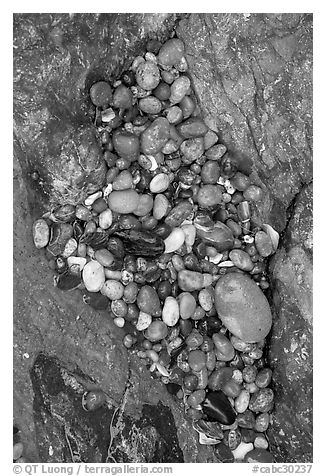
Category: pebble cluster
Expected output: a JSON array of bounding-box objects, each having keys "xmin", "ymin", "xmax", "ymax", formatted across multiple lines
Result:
[{"xmin": 32, "ymin": 34, "xmax": 280, "ymax": 464}]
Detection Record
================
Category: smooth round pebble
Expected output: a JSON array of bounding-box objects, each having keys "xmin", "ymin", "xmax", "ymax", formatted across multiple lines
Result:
[
  {"xmin": 214, "ymin": 273, "xmax": 272, "ymax": 343},
  {"xmin": 32, "ymin": 219, "xmax": 50, "ymax": 249},
  {"xmin": 101, "ymin": 280, "xmax": 124, "ymax": 300},
  {"xmin": 108, "ymin": 190, "xmax": 139, "ymax": 214},
  {"xmin": 162, "ymin": 296, "xmax": 180, "ymax": 326},
  {"xmin": 82, "ymin": 261, "xmax": 105, "ymax": 293}
]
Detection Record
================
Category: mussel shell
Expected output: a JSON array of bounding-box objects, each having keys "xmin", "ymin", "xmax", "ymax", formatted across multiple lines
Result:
[
  {"xmin": 113, "ymin": 230, "xmax": 164, "ymax": 257},
  {"xmin": 202, "ymin": 390, "xmax": 236, "ymax": 425},
  {"xmin": 193, "ymin": 419, "xmax": 224, "ymax": 440}
]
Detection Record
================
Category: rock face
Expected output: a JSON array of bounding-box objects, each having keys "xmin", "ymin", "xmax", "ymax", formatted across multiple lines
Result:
[
  {"xmin": 267, "ymin": 184, "xmax": 313, "ymax": 462},
  {"xmin": 177, "ymin": 13, "xmax": 312, "ymax": 231},
  {"xmin": 177, "ymin": 13, "xmax": 312, "ymax": 462}
]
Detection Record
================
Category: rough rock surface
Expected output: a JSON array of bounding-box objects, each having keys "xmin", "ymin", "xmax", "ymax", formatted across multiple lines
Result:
[
  {"xmin": 177, "ymin": 13, "xmax": 312, "ymax": 231},
  {"xmin": 177, "ymin": 13, "xmax": 312, "ymax": 462},
  {"xmin": 267, "ymin": 184, "xmax": 313, "ymax": 462}
]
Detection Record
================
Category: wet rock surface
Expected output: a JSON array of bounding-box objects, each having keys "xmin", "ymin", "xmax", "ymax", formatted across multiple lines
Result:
[
  {"xmin": 267, "ymin": 184, "xmax": 312, "ymax": 462},
  {"xmin": 13, "ymin": 13, "xmax": 312, "ymax": 463}
]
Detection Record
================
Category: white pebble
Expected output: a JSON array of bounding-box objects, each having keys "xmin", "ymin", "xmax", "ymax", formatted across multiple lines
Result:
[
  {"xmin": 99, "ymin": 209, "xmax": 113, "ymax": 229},
  {"xmin": 114, "ymin": 317, "xmax": 125, "ymax": 328},
  {"xmin": 232, "ymin": 442, "xmax": 254, "ymax": 461},
  {"xmin": 136, "ymin": 311, "xmax": 152, "ymax": 331},
  {"xmin": 209, "ymin": 253, "xmax": 223, "ymax": 264},
  {"xmin": 254, "ymin": 436, "xmax": 269, "ymax": 450},
  {"xmin": 84, "ymin": 191, "xmax": 102, "ymax": 206},
  {"xmin": 162, "ymin": 296, "xmax": 180, "ymax": 326},
  {"xmin": 235, "ymin": 389, "xmax": 250, "ymax": 413},
  {"xmin": 67, "ymin": 256, "xmax": 87, "ymax": 271},
  {"xmin": 181, "ymin": 224, "xmax": 196, "ymax": 247},
  {"xmin": 149, "ymin": 173, "xmax": 170, "ymax": 193},
  {"xmin": 82, "ymin": 261, "xmax": 105, "ymax": 292},
  {"xmin": 164, "ymin": 228, "xmax": 185, "ymax": 253},
  {"xmin": 62, "ymin": 238, "xmax": 78, "ymax": 258}
]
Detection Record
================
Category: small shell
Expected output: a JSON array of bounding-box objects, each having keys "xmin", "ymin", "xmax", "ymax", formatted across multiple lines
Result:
[
  {"xmin": 262, "ymin": 223, "xmax": 280, "ymax": 252},
  {"xmin": 156, "ymin": 363, "xmax": 170, "ymax": 377},
  {"xmin": 218, "ymin": 261, "xmax": 234, "ymax": 267},
  {"xmin": 164, "ymin": 228, "xmax": 185, "ymax": 254},
  {"xmin": 67, "ymin": 256, "xmax": 87, "ymax": 271},
  {"xmin": 209, "ymin": 253, "xmax": 223, "ymax": 264},
  {"xmin": 85, "ymin": 191, "xmax": 102, "ymax": 206},
  {"xmin": 198, "ymin": 433, "xmax": 221, "ymax": 445}
]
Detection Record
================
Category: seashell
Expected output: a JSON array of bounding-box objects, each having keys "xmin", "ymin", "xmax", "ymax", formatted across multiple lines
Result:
[
  {"xmin": 85, "ymin": 191, "xmax": 102, "ymax": 206},
  {"xmin": 193, "ymin": 419, "xmax": 224, "ymax": 440},
  {"xmin": 81, "ymin": 389, "xmax": 106, "ymax": 411},
  {"xmin": 164, "ymin": 228, "xmax": 185, "ymax": 254},
  {"xmin": 198, "ymin": 433, "xmax": 221, "ymax": 445},
  {"xmin": 218, "ymin": 260, "xmax": 234, "ymax": 267},
  {"xmin": 262, "ymin": 223, "xmax": 279, "ymax": 252}
]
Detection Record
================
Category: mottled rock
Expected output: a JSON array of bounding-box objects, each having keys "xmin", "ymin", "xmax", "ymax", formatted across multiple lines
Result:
[{"xmin": 268, "ymin": 184, "xmax": 312, "ymax": 462}]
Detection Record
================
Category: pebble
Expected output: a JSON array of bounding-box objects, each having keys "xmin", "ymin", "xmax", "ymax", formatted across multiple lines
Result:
[
  {"xmin": 180, "ymin": 138, "xmax": 204, "ymax": 163},
  {"xmin": 112, "ymin": 130, "xmax": 140, "ymax": 161},
  {"xmin": 234, "ymin": 389, "xmax": 250, "ymax": 414},
  {"xmin": 212, "ymin": 333, "xmax": 235, "ymax": 361},
  {"xmin": 198, "ymin": 288, "xmax": 214, "ymax": 311},
  {"xmin": 136, "ymin": 61, "xmax": 160, "ymax": 90},
  {"xmin": 149, "ymin": 173, "xmax": 170, "ymax": 193},
  {"xmin": 67, "ymin": 256, "xmax": 87, "ymax": 271},
  {"xmin": 112, "ymin": 170, "xmax": 133, "ymax": 190},
  {"xmin": 137, "ymin": 285, "xmax": 161, "ymax": 317},
  {"xmin": 255, "ymin": 231, "xmax": 274, "ymax": 257},
  {"xmin": 178, "ymin": 270, "xmax": 206, "ymax": 291},
  {"xmin": 108, "ymin": 190, "xmax": 139, "ymax": 214},
  {"xmin": 196, "ymin": 221, "xmax": 234, "ymax": 252},
  {"xmin": 90, "ymin": 81, "xmax": 112, "ymax": 106},
  {"xmin": 138, "ymin": 96, "xmax": 162, "ymax": 114},
  {"xmin": 98, "ymin": 209, "xmax": 113, "ymax": 229},
  {"xmin": 141, "ymin": 117, "xmax": 170, "ymax": 155},
  {"xmin": 255, "ymin": 368, "xmax": 273, "ymax": 388},
  {"xmin": 214, "ymin": 273, "xmax": 272, "ymax": 343},
  {"xmin": 162, "ymin": 296, "xmax": 180, "ymax": 326},
  {"xmin": 136, "ymin": 311, "xmax": 152, "ymax": 331},
  {"xmin": 114, "ymin": 317, "xmax": 125, "ymax": 328},
  {"xmin": 158, "ymin": 38, "xmax": 185, "ymax": 67},
  {"xmin": 133, "ymin": 194, "xmax": 154, "ymax": 217},
  {"xmin": 255, "ymin": 413, "xmax": 270, "ymax": 433},
  {"xmin": 232, "ymin": 441, "xmax": 254, "ymax": 461},
  {"xmin": 32, "ymin": 219, "xmax": 50, "ymax": 249},
  {"xmin": 85, "ymin": 191, "xmax": 102, "ymax": 206},
  {"xmin": 254, "ymin": 435, "xmax": 269, "ymax": 450},
  {"xmin": 169, "ymin": 76, "xmax": 191, "ymax": 104},
  {"xmin": 13, "ymin": 442, "xmax": 24, "ymax": 460},
  {"xmin": 229, "ymin": 249, "xmax": 254, "ymax": 271},
  {"xmin": 177, "ymin": 117, "xmax": 208, "ymax": 138},
  {"xmin": 62, "ymin": 238, "xmax": 78, "ymax": 258},
  {"xmin": 244, "ymin": 448, "xmax": 274, "ymax": 463},
  {"xmin": 94, "ymin": 249, "xmax": 114, "ymax": 267},
  {"xmin": 178, "ymin": 292, "xmax": 197, "ymax": 319},
  {"xmin": 165, "ymin": 201, "xmax": 193, "ymax": 227},
  {"xmin": 145, "ymin": 320, "xmax": 168, "ymax": 342},
  {"xmin": 249, "ymin": 388, "xmax": 274, "ymax": 413},
  {"xmin": 188, "ymin": 349, "xmax": 206, "ymax": 371},
  {"xmin": 164, "ymin": 228, "xmax": 185, "ymax": 253},
  {"xmin": 82, "ymin": 261, "xmax": 105, "ymax": 293},
  {"xmin": 101, "ymin": 279, "xmax": 124, "ymax": 300}
]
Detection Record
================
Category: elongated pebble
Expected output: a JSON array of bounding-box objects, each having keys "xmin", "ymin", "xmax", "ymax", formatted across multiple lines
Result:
[
  {"xmin": 32, "ymin": 219, "xmax": 50, "ymax": 249},
  {"xmin": 162, "ymin": 296, "xmax": 180, "ymax": 326}
]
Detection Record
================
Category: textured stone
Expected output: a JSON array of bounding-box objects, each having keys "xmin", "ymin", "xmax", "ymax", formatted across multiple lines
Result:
[
  {"xmin": 177, "ymin": 13, "xmax": 312, "ymax": 232},
  {"xmin": 267, "ymin": 184, "xmax": 312, "ymax": 462}
]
